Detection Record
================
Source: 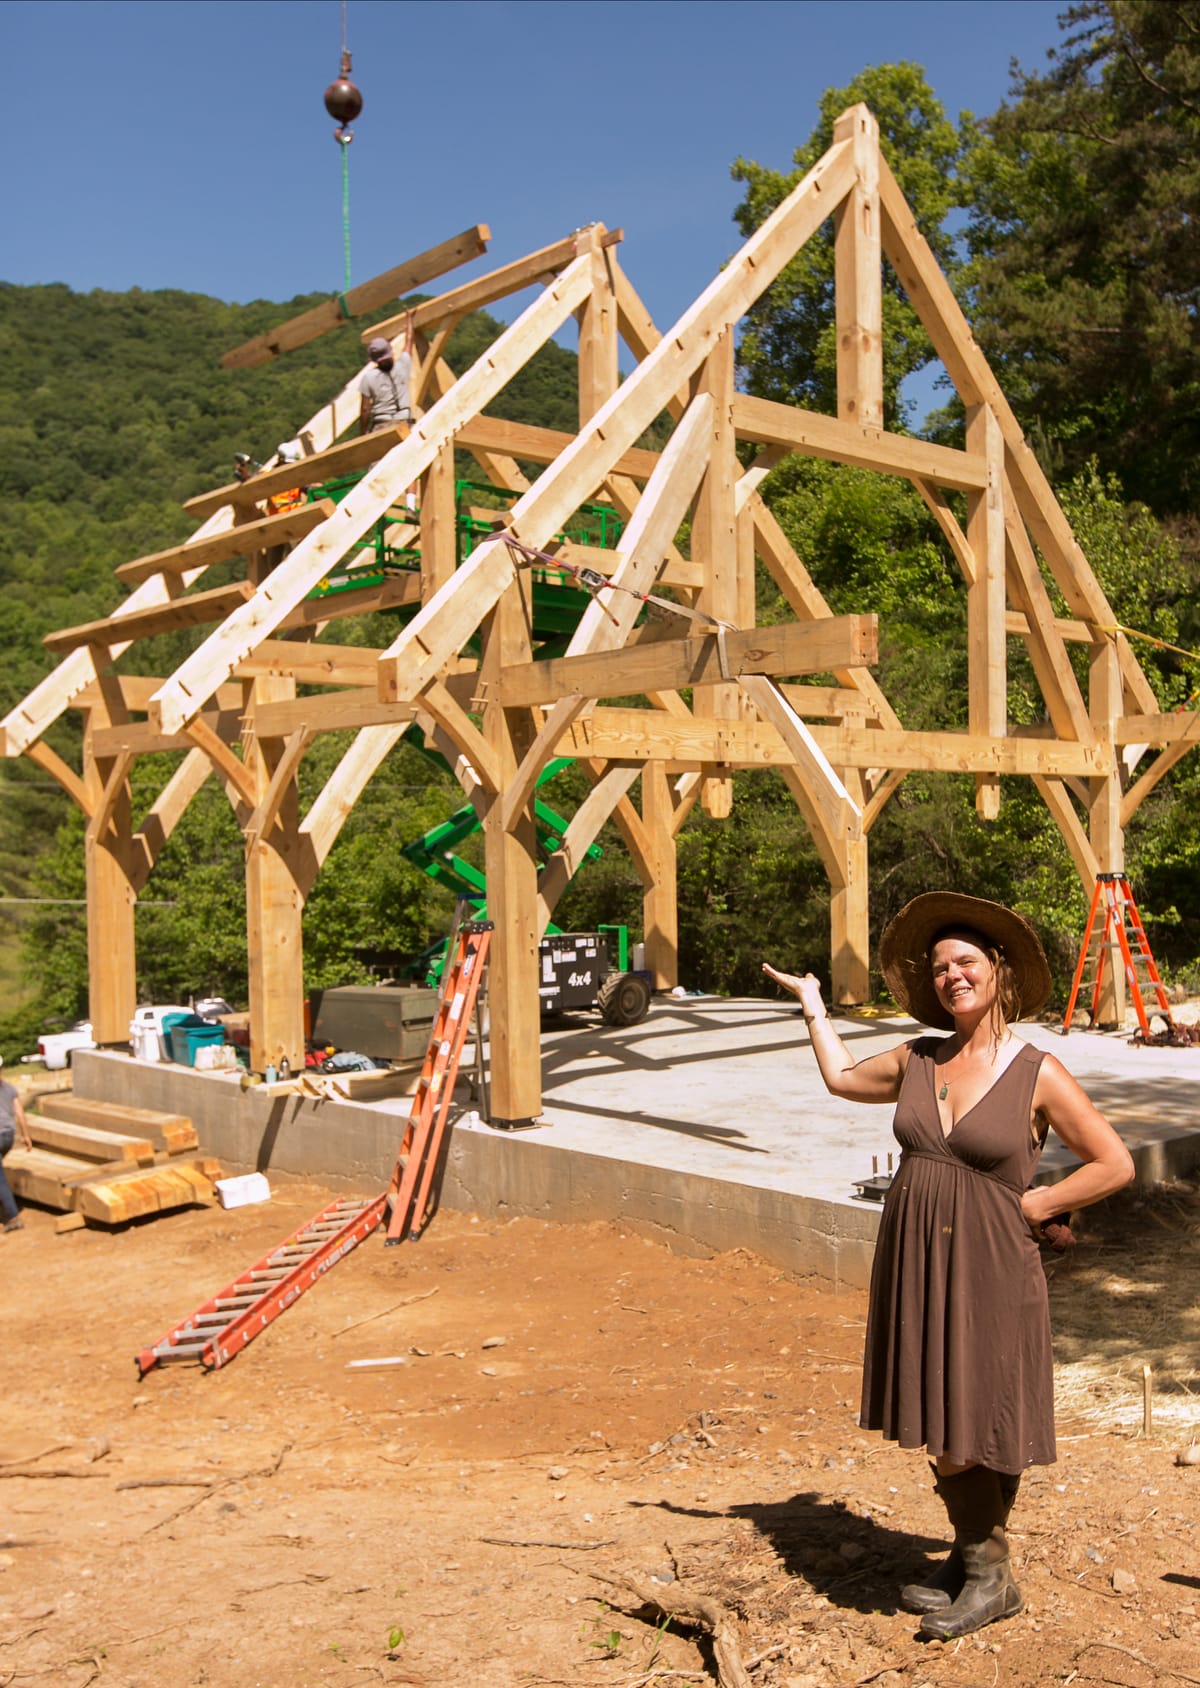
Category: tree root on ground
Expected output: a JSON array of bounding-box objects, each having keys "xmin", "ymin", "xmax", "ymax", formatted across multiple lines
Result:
[{"xmin": 583, "ymin": 1567, "xmax": 752, "ymax": 1688}]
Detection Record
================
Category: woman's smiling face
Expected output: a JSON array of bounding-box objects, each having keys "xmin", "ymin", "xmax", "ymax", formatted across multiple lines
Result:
[{"xmin": 929, "ymin": 932, "xmax": 997, "ymax": 1021}]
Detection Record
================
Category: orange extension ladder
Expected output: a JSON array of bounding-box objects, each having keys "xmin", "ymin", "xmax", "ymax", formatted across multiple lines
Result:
[
  {"xmin": 1062, "ymin": 873, "xmax": 1176, "ymax": 1038},
  {"xmin": 136, "ymin": 920, "xmax": 493, "ymax": 1374}
]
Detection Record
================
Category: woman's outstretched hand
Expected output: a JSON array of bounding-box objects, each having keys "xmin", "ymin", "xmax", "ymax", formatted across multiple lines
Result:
[{"xmin": 762, "ymin": 962, "xmax": 826, "ymax": 1022}]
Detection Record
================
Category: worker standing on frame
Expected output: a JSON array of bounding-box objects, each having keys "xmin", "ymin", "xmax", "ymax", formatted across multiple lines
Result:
[{"xmin": 360, "ymin": 319, "xmax": 413, "ymax": 435}]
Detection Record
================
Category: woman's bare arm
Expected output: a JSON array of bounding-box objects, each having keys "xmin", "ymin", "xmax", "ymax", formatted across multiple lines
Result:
[
  {"xmin": 1021, "ymin": 1054, "xmax": 1134, "ymax": 1229},
  {"xmin": 762, "ymin": 963, "xmax": 908, "ymax": 1103}
]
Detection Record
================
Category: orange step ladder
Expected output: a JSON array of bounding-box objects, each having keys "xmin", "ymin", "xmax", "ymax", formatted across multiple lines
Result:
[
  {"xmin": 1062, "ymin": 873, "xmax": 1175, "ymax": 1038},
  {"xmin": 135, "ymin": 919, "xmax": 492, "ymax": 1373}
]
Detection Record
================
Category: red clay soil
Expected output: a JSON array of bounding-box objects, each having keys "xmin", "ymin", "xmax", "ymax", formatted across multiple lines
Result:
[{"xmin": 1, "ymin": 1176, "xmax": 1198, "ymax": 1688}]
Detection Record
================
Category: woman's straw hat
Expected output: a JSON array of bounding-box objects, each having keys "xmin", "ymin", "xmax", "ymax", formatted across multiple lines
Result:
[{"xmin": 879, "ymin": 892, "xmax": 1052, "ymax": 1030}]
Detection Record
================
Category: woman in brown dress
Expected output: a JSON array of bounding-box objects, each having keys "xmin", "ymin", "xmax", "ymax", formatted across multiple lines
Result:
[{"xmin": 763, "ymin": 893, "xmax": 1133, "ymax": 1639}]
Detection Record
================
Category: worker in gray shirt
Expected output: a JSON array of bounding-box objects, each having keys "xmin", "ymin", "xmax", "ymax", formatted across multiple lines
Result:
[
  {"xmin": 360, "ymin": 325, "xmax": 413, "ymax": 435},
  {"xmin": 0, "ymin": 1058, "xmax": 32, "ymax": 1232}
]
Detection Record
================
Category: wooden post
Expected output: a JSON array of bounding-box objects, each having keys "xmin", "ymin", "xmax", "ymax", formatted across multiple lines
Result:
[
  {"xmin": 830, "ymin": 832, "xmax": 870, "ymax": 1006},
  {"xmin": 641, "ymin": 761, "xmax": 678, "ymax": 989},
  {"xmin": 1088, "ymin": 635, "xmax": 1126, "ymax": 1024},
  {"xmin": 577, "ymin": 225, "xmax": 619, "ymax": 424},
  {"xmin": 83, "ymin": 707, "xmax": 138, "ymax": 1045},
  {"xmin": 482, "ymin": 577, "xmax": 543, "ymax": 1127},
  {"xmin": 829, "ymin": 709, "xmax": 871, "ymax": 1006},
  {"xmin": 420, "ymin": 439, "xmax": 458, "ymax": 598},
  {"xmin": 692, "ymin": 332, "xmax": 739, "ymax": 818},
  {"xmin": 966, "ymin": 403, "xmax": 1006, "ymax": 819},
  {"xmin": 833, "ymin": 104, "xmax": 883, "ymax": 429},
  {"xmin": 244, "ymin": 677, "xmax": 306, "ymax": 1073}
]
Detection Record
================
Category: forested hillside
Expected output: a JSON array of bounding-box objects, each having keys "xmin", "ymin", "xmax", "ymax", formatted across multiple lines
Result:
[{"xmin": 2, "ymin": 2, "xmax": 1198, "ymax": 1056}]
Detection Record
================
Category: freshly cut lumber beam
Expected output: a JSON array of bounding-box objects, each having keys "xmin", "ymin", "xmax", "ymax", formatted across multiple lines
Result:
[
  {"xmin": 376, "ymin": 138, "xmax": 858, "ymax": 703},
  {"xmin": 1114, "ymin": 712, "xmax": 1200, "ymax": 746},
  {"xmin": 183, "ymin": 422, "xmax": 411, "ymax": 523},
  {"xmin": 368, "ymin": 226, "xmax": 622, "ymax": 343},
  {"xmin": 74, "ymin": 1158, "xmax": 222, "ymax": 1224},
  {"xmin": 28, "ymin": 1117, "xmax": 155, "ymax": 1165},
  {"xmin": 43, "ymin": 583, "xmax": 256, "ymax": 654},
  {"xmin": 496, "ymin": 615, "xmax": 878, "ymax": 706},
  {"xmin": 454, "ymin": 416, "xmax": 660, "ymax": 481},
  {"xmin": 552, "ymin": 706, "xmax": 1114, "ymax": 776},
  {"xmin": 731, "ymin": 394, "xmax": 987, "ymax": 492},
  {"xmin": 4, "ymin": 1147, "xmax": 92, "ymax": 1211},
  {"xmin": 89, "ymin": 707, "xmax": 244, "ymax": 759},
  {"xmin": 235, "ymin": 640, "xmax": 385, "ymax": 688},
  {"xmin": 115, "ymin": 502, "xmax": 336, "ymax": 585},
  {"xmin": 36, "ymin": 1094, "xmax": 198, "ymax": 1154},
  {"xmin": 155, "ymin": 257, "xmax": 595, "ymax": 735},
  {"xmin": 220, "ymin": 225, "xmax": 491, "ymax": 368}
]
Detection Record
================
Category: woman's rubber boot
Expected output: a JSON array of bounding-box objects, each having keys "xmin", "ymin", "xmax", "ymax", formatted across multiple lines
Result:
[
  {"xmin": 918, "ymin": 1466, "xmax": 1022, "ymax": 1639},
  {"xmin": 900, "ymin": 1465, "xmax": 963, "ymax": 1615},
  {"xmin": 902, "ymin": 1468, "xmax": 1022, "ymax": 1615}
]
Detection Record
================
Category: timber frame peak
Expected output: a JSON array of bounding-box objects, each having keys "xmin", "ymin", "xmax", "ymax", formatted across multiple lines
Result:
[{"xmin": 6, "ymin": 106, "xmax": 1192, "ymax": 1120}]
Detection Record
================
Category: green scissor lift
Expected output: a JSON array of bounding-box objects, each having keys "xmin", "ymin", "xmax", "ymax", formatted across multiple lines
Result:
[{"xmin": 300, "ymin": 468, "xmax": 652, "ymax": 1027}]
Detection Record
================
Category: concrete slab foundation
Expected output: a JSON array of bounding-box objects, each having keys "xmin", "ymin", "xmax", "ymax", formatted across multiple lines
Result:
[{"xmin": 71, "ymin": 996, "xmax": 1200, "ymax": 1292}]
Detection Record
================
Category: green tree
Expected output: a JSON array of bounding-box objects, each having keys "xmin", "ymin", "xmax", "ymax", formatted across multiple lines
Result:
[{"xmin": 964, "ymin": 1, "xmax": 1200, "ymax": 513}]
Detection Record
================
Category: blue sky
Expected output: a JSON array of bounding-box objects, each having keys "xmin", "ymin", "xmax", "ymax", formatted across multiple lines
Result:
[{"xmin": 5, "ymin": 0, "xmax": 1065, "ymax": 343}]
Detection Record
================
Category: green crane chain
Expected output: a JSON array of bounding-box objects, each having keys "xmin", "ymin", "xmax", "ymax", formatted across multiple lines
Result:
[{"xmin": 340, "ymin": 136, "xmax": 352, "ymax": 294}]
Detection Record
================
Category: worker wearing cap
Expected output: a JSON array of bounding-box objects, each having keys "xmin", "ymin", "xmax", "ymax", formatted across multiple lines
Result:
[{"xmin": 360, "ymin": 325, "xmax": 413, "ymax": 436}]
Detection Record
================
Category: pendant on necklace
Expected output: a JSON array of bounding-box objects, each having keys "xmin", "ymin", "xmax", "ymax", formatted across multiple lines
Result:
[{"xmin": 938, "ymin": 1082, "xmax": 949, "ymax": 1100}]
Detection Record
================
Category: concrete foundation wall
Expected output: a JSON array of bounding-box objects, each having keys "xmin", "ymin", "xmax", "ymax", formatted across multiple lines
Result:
[{"xmin": 70, "ymin": 1051, "xmax": 881, "ymax": 1291}]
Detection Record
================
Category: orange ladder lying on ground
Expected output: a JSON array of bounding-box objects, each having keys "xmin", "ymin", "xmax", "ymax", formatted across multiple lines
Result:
[
  {"xmin": 1062, "ymin": 872, "xmax": 1175, "ymax": 1038},
  {"xmin": 135, "ymin": 920, "xmax": 493, "ymax": 1374}
]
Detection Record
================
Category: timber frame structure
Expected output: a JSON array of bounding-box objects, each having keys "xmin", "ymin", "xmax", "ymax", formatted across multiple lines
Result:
[{"xmin": 5, "ymin": 106, "xmax": 1196, "ymax": 1123}]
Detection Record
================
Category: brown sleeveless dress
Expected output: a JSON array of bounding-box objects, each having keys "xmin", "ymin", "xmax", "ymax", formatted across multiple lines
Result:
[{"xmin": 859, "ymin": 1037, "xmax": 1056, "ymax": 1474}]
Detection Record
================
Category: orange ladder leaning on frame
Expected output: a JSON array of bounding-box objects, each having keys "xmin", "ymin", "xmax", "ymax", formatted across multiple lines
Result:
[{"xmin": 1062, "ymin": 873, "xmax": 1176, "ymax": 1038}]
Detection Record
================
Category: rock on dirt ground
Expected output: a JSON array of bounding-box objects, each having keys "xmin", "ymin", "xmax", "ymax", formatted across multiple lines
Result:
[{"xmin": 0, "ymin": 1175, "xmax": 1198, "ymax": 1688}]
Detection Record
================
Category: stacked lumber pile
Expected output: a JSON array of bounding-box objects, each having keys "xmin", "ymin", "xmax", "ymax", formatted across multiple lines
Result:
[{"xmin": 6, "ymin": 1095, "xmax": 222, "ymax": 1230}]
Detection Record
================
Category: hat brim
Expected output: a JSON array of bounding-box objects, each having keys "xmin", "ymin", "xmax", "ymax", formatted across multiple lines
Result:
[{"xmin": 878, "ymin": 893, "xmax": 1051, "ymax": 1030}]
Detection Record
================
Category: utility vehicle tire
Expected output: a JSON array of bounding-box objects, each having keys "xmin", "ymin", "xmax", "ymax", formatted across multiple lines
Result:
[{"xmin": 597, "ymin": 971, "xmax": 652, "ymax": 1027}]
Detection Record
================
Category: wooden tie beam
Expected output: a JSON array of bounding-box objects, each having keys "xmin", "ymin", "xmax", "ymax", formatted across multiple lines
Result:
[{"xmin": 3, "ymin": 111, "xmax": 1192, "ymax": 1099}]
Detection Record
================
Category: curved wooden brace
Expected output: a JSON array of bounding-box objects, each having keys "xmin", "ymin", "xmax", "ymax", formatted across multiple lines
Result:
[
  {"xmin": 296, "ymin": 720, "xmax": 414, "ymax": 895},
  {"xmin": 245, "ymin": 729, "xmax": 313, "ymax": 854},
  {"xmin": 25, "ymin": 739, "xmax": 92, "ymax": 816},
  {"xmin": 501, "ymin": 391, "xmax": 716, "ymax": 833},
  {"xmin": 861, "ymin": 767, "xmax": 907, "ymax": 834},
  {"xmin": 185, "ymin": 718, "xmax": 257, "ymax": 811},
  {"xmin": 419, "ymin": 678, "xmax": 500, "ymax": 795},
  {"xmin": 536, "ymin": 763, "xmax": 642, "ymax": 934},
  {"xmin": 1033, "ymin": 774, "xmax": 1100, "ymax": 886},
  {"xmin": 1121, "ymin": 741, "xmax": 1196, "ymax": 828},
  {"xmin": 128, "ymin": 748, "xmax": 213, "ymax": 895},
  {"xmin": 91, "ymin": 751, "xmax": 134, "ymax": 844},
  {"xmin": 740, "ymin": 674, "xmax": 860, "ymax": 844}
]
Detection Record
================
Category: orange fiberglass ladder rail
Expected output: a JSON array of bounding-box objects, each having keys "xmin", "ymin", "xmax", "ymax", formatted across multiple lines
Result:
[
  {"xmin": 135, "ymin": 919, "xmax": 494, "ymax": 1375},
  {"xmin": 1062, "ymin": 872, "xmax": 1176, "ymax": 1039}
]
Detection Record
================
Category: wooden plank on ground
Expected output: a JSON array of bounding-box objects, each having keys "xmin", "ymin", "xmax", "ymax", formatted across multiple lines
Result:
[
  {"xmin": 35, "ymin": 1094, "xmax": 198, "ymax": 1153},
  {"xmin": 4, "ymin": 1147, "xmax": 89, "ymax": 1211},
  {"xmin": 28, "ymin": 1116, "xmax": 155, "ymax": 1165},
  {"xmin": 73, "ymin": 1158, "xmax": 221, "ymax": 1225}
]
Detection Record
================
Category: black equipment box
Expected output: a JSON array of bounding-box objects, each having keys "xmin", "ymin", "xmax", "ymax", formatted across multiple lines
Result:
[
  {"xmin": 309, "ymin": 985, "xmax": 440, "ymax": 1062},
  {"xmin": 538, "ymin": 932, "xmax": 609, "ymax": 1015}
]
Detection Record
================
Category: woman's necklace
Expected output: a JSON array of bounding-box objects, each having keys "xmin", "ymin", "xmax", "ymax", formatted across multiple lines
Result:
[
  {"xmin": 938, "ymin": 1045, "xmax": 965, "ymax": 1101},
  {"xmin": 938, "ymin": 1033, "xmax": 1008, "ymax": 1099}
]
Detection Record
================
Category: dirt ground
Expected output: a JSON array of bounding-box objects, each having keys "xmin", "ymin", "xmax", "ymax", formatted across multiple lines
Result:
[{"xmin": 2, "ymin": 1156, "xmax": 1199, "ymax": 1688}]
